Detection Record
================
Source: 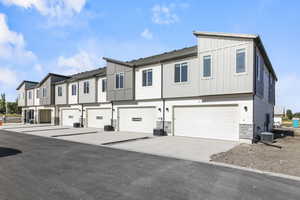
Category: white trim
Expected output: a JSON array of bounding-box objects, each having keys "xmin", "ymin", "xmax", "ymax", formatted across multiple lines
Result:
[
  {"xmin": 234, "ymin": 47, "xmax": 248, "ymax": 76},
  {"xmin": 201, "ymin": 54, "xmax": 213, "ymax": 80}
]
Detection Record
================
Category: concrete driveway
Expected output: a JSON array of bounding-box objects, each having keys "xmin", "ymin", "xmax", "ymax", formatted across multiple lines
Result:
[
  {"xmin": 58, "ymin": 131, "xmax": 151, "ymax": 145},
  {"xmin": 109, "ymin": 136, "xmax": 238, "ymax": 162}
]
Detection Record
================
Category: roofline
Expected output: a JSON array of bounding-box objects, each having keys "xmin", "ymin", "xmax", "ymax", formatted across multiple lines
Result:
[
  {"xmin": 193, "ymin": 31, "xmax": 258, "ymax": 39},
  {"xmin": 103, "ymin": 57, "xmax": 134, "ymax": 67},
  {"xmin": 37, "ymin": 73, "xmax": 70, "ymax": 87},
  {"xmin": 16, "ymin": 80, "xmax": 39, "ymax": 90}
]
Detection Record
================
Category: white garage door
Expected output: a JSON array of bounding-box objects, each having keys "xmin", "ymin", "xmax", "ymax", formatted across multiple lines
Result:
[
  {"xmin": 62, "ymin": 109, "xmax": 80, "ymax": 127},
  {"xmin": 87, "ymin": 109, "xmax": 112, "ymax": 128},
  {"xmin": 119, "ymin": 107, "xmax": 156, "ymax": 133},
  {"xmin": 174, "ymin": 105, "xmax": 239, "ymax": 141}
]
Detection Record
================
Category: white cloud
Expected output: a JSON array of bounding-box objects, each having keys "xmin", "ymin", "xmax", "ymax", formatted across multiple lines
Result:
[
  {"xmin": 0, "ymin": 67, "xmax": 17, "ymax": 85},
  {"xmin": 34, "ymin": 63, "xmax": 43, "ymax": 73},
  {"xmin": 141, "ymin": 28, "xmax": 153, "ymax": 40},
  {"xmin": 276, "ymin": 74, "xmax": 300, "ymax": 112},
  {"xmin": 0, "ymin": 13, "xmax": 36, "ymax": 62},
  {"xmin": 1, "ymin": 0, "xmax": 86, "ymax": 25},
  {"xmin": 57, "ymin": 50, "xmax": 100, "ymax": 75},
  {"xmin": 151, "ymin": 4, "xmax": 179, "ymax": 24}
]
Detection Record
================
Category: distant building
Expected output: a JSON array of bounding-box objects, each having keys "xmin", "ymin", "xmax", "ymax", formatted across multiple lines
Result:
[{"xmin": 274, "ymin": 106, "xmax": 285, "ymax": 125}]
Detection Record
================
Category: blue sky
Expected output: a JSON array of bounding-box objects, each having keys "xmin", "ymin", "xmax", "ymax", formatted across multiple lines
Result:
[{"xmin": 0, "ymin": 0, "xmax": 299, "ymax": 111}]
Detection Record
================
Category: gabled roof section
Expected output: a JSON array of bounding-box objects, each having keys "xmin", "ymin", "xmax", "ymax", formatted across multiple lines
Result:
[
  {"xmin": 55, "ymin": 67, "xmax": 106, "ymax": 84},
  {"xmin": 104, "ymin": 45, "xmax": 197, "ymax": 67},
  {"xmin": 37, "ymin": 73, "xmax": 69, "ymax": 87},
  {"xmin": 16, "ymin": 81, "xmax": 38, "ymax": 90},
  {"xmin": 193, "ymin": 31, "xmax": 277, "ymax": 81}
]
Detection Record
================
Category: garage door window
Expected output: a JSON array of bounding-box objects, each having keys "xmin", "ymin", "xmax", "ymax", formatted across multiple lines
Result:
[{"xmin": 175, "ymin": 63, "xmax": 188, "ymax": 83}]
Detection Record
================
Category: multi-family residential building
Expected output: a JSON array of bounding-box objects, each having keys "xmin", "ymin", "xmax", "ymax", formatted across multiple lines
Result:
[{"xmin": 16, "ymin": 31, "xmax": 277, "ymax": 143}]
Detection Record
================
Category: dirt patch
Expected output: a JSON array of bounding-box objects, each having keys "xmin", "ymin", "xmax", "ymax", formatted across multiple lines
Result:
[{"xmin": 211, "ymin": 135, "xmax": 300, "ymax": 177}]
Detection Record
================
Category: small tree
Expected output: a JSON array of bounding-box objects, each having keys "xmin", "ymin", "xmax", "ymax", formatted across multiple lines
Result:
[
  {"xmin": 286, "ymin": 109, "xmax": 293, "ymax": 120},
  {"xmin": 0, "ymin": 93, "xmax": 6, "ymax": 114}
]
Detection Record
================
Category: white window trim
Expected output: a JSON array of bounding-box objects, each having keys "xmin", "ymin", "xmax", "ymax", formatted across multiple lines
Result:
[
  {"xmin": 101, "ymin": 78, "xmax": 107, "ymax": 92},
  {"xmin": 256, "ymin": 54, "xmax": 261, "ymax": 81},
  {"xmin": 71, "ymin": 84, "xmax": 77, "ymax": 96},
  {"xmin": 201, "ymin": 54, "xmax": 213, "ymax": 80},
  {"xmin": 83, "ymin": 81, "xmax": 90, "ymax": 94},
  {"xmin": 116, "ymin": 72, "xmax": 124, "ymax": 89},
  {"xmin": 174, "ymin": 62, "xmax": 189, "ymax": 85},
  {"xmin": 142, "ymin": 69, "xmax": 153, "ymax": 87},
  {"xmin": 234, "ymin": 48, "xmax": 248, "ymax": 76},
  {"xmin": 57, "ymin": 86, "xmax": 62, "ymax": 97}
]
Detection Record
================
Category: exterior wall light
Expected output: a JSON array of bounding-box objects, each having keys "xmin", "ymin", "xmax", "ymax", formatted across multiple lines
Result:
[{"xmin": 244, "ymin": 106, "xmax": 248, "ymax": 112}]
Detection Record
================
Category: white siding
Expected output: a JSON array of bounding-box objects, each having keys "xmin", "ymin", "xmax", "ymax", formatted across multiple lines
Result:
[
  {"xmin": 68, "ymin": 82, "xmax": 78, "ymax": 104},
  {"xmin": 97, "ymin": 77, "xmax": 107, "ymax": 102},
  {"xmin": 135, "ymin": 64, "xmax": 161, "ymax": 100},
  {"xmin": 78, "ymin": 78, "xmax": 97, "ymax": 104},
  {"xmin": 34, "ymin": 88, "xmax": 40, "ymax": 106},
  {"xmin": 55, "ymin": 83, "xmax": 67, "ymax": 105},
  {"xmin": 26, "ymin": 89, "xmax": 34, "ymax": 106}
]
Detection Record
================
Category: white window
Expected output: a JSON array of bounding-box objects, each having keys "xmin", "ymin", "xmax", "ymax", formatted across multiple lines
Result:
[
  {"xmin": 102, "ymin": 79, "xmax": 107, "ymax": 92},
  {"xmin": 58, "ymin": 86, "xmax": 62, "ymax": 97},
  {"xmin": 142, "ymin": 69, "xmax": 153, "ymax": 86},
  {"xmin": 236, "ymin": 49, "xmax": 246, "ymax": 73},
  {"xmin": 28, "ymin": 91, "xmax": 32, "ymax": 99},
  {"xmin": 42, "ymin": 88, "xmax": 47, "ymax": 97},
  {"xmin": 83, "ymin": 81, "xmax": 89, "ymax": 94},
  {"xmin": 71, "ymin": 84, "xmax": 76, "ymax": 96},
  {"xmin": 36, "ymin": 89, "xmax": 39, "ymax": 99},
  {"xmin": 203, "ymin": 55, "xmax": 212, "ymax": 78},
  {"xmin": 116, "ymin": 72, "xmax": 124, "ymax": 89},
  {"xmin": 174, "ymin": 63, "xmax": 188, "ymax": 83},
  {"xmin": 256, "ymin": 54, "xmax": 260, "ymax": 81}
]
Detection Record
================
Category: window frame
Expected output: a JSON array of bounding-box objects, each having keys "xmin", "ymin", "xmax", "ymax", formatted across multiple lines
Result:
[
  {"xmin": 71, "ymin": 84, "xmax": 77, "ymax": 96},
  {"xmin": 116, "ymin": 72, "xmax": 124, "ymax": 89},
  {"xmin": 28, "ymin": 91, "xmax": 32, "ymax": 100},
  {"xmin": 256, "ymin": 53, "xmax": 261, "ymax": 81},
  {"xmin": 142, "ymin": 69, "xmax": 153, "ymax": 87},
  {"xmin": 202, "ymin": 55, "xmax": 212, "ymax": 79},
  {"xmin": 36, "ymin": 89, "xmax": 39, "ymax": 99},
  {"xmin": 42, "ymin": 88, "xmax": 47, "ymax": 97},
  {"xmin": 235, "ymin": 48, "xmax": 247, "ymax": 75},
  {"xmin": 102, "ymin": 79, "xmax": 107, "ymax": 92},
  {"xmin": 57, "ymin": 86, "xmax": 62, "ymax": 97},
  {"xmin": 174, "ymin": 62, "xmax": 188, "ymax": 83},
  {"xmin": 83, "ymin": 81, "xmax": 90, "ymax": 94}
]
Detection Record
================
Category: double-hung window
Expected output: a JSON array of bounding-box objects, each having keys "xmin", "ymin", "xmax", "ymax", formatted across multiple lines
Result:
[
  {"xmin": 83, "ymin": 81, "xmax": 89, "ymax": 94},
  {"xmin": 28, "ymin": 91, "xmax": 32, "ymax": 99},
  {"xmin": 42, "ymin": 88, "xmax": 47, "ymax": 97},
  {"xmin": 203, "ymin": 55, "xmax": 212, "ymax": 78},
  {"xmin": 36, "ymin": 89, "xmax": 39, "ymax": 99},
  {"xmin": 58, "ymin": 86, "xmax": 62, "ymax": 97},
  {"xmin": 142, "ymin": 69, "xmax": 153, "ymax": 86},
  {"xmin": 116, "ymin": 72, "xmax": 124, "ymax": 89},
  {"xmin": 71, "ymin": 84, "xmax": 76, "ymax": 96},
  {"xmin": 102, "ymin": 79, "xmax": 107, "ymax": 92},
  {"xmin": 236, "ymin": 49, "xmax": 246, "ymax": 73},
  {"xmin": 174, "ymin": 63, "xmax": 188, "ymax": 83}
]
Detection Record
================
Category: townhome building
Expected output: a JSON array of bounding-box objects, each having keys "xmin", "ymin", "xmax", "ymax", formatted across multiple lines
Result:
[{"xmin": 16, "ymin": 31, "xmax": 277, "ymax": 143}]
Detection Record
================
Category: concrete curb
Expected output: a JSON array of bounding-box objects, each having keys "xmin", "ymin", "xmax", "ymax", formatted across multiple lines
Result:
[{"xmin": 207, "ymin": 161, "xmax": 300, "ymax": 182}]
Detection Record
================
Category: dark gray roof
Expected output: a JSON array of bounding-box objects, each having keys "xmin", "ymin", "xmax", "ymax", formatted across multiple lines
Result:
[
  {"xmin": 16, "ymin": 81, "xmax": 39, "ymax": 90},
  {"xmin": 104, "ymin": 45, "xmax": 198, "ymax": 67},
  {"xmin": 37, "ymin": 73, "xmax": 69, "ymax": 87},
  {"xmin": 55, "ymin": 67, "xmax": 106, "ymax": 84}
]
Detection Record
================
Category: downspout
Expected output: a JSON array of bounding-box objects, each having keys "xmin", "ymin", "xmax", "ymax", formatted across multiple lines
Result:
[
  {"xmin": 161, "ymin": 63, "xmax": 165, "ymax": 134},
  {"xmin": 111, "ymin": 101, "xmax": 114, "ymax": 127},
  {"xmin": 81, "ymin": 104, "xmax": 84, "ymax": 127}
]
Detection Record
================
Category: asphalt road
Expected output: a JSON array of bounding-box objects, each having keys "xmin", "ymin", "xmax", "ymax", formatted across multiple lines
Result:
[{"xmin": 0, "ymin": 130, "xmax": 299, "ymax": 200}]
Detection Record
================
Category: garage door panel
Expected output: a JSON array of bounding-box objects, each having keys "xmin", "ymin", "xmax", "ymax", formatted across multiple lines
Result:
[
  {"xmin": 62, "ymin": 109, "xmax": 80, "ymax": 127},
  {"xmin": 174, "ymin": 106, "xmax": 239, "ymax": 141},
  {"xmin": 87, "ymin": 109, "xmax": 111, "ymax": 128},
  {"xmin": 119, "ymin": 107, "xmax": 156, "ymax": 133}
]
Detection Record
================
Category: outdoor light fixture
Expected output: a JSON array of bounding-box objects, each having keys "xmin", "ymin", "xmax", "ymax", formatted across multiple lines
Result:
[
  {"xmin": 244, "ymin": 106, "xmax": 248, "ymax": 112},
  {"xmin": 166, "ymin": 108, "xmax": 169, "ymax": 112},
  {"xmin": 158, "ymin": 108, "xmax": 162, "ymax": 112}
]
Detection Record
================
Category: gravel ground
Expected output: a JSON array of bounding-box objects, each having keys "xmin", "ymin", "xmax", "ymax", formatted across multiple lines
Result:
[{"xmin": 211, "ymin": 129, "xmax": 300, "ymax": 177}]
